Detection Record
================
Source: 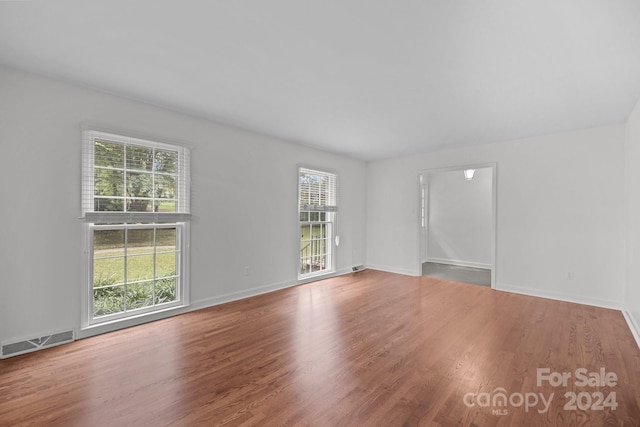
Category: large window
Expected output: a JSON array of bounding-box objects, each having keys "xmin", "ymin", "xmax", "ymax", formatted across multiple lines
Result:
[
  {"xmin": 82, "ymin": 130, "xmax": 190, "ymax": 327},
  {"xmin": 298, "ymin": 168, "xmax": 337, "ymax": 278}
]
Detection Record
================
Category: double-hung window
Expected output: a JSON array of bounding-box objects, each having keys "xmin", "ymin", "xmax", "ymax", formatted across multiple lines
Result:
[
  {"xmin": 298, "ymin": 167, "xmax": 337, "ymax": 278},
  {"xmin": 81, "ymin": 130, "xmax": 190, "ymax": 327}
]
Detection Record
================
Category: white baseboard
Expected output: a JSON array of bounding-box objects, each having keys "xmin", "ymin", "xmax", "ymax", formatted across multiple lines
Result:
[
  {"xmin": 496, "ymin": 282, "xmax": 622, "ymax": 310},
  {"xmin": 366, "ymin": 264, "xmax": 420, "ymax": 277},
  {"xmin": 426, "ymin": 257, "xmax": 491, "ymax": 270},
  {"xmin": 190, "ymin": 267, "xmax": 355, "ymax": 311},
  {"xmin": 77, "ymin": 304, "xmax": 192, "ymax": 339},
  {"xmin": 496, "ymin": 282, "xmax": 640, "ymax": 350},
  {"xmin": 190, "ymin": 281, "xmax": 294, "ymax": 311},
  {"xmin": 25, "ymin": 270, "xmax": 640, "ymax": 353},
  {"xmin": 622, "ymin": 309, "xmax": 640, "ymax": 350},
  {"xmin": 77, "ymin": 268, "xmax": 356, "ymax": 340}
]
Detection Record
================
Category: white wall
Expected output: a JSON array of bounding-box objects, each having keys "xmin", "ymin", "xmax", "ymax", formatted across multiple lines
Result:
[
  {"xmin": 624, "ymin": 96, "xmax": 640, "ymax": 340},
  {"xmin": 367, "ymin": 125, "xmax": 626, "ymax": 308},
  {"xmin": 0, "ymin": 63, "xmax": 634, "ymax": 347},
  {"xmin": 0, "ymin": 66, "xmax": 367, "ymax": 344},
  {"xmin": 426, "ymin": 168, "xmax": 492, "ymax": 268}
]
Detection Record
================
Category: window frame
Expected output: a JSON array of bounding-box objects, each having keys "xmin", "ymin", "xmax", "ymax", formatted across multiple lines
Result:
[
  {"xmin": 81, "ymin": 130, "xmax": 191, "ymax": 330},
  {"xmin": 297, "ymin": 167, "xmax": 338, "ymax": 280}
]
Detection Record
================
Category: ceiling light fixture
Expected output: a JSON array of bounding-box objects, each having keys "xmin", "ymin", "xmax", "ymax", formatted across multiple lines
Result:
[{"xmin": 464, "ymin": 169, "xmax": 475, "ymax": 180}]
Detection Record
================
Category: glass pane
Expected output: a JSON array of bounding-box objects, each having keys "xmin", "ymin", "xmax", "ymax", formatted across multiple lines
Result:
[
  {"xmin": 127, "ymin": 254, "xmax": 154, "ymax": 282},
  {"xmin": 320, "ymin": 188, "xmax": 327, "ymax": 207},
  {"xmin": 127, "ymin": 229, "xmax": 154, "ymax": 249},
  {"xmin": 126, "ymin": 145, "xmax": 153, "ymax": 171},
  {"xmin": 300, "ymin": 256, "xmax": 310, "ymax": 274},
  {"xmin": 126, "ymin": 171, "xmax": 153, "ymax": 199},
  {"xmin": 95, "ymin": 197, "xmax": 124, "ymax": 212},
  {"xmin": 156, "ymin": 252, "xmax": 176, "ymax": 278},
  {"xmin": 126, "ymin": 198, "xmax": 153, "ymax": 212},
  {"xmin": 126, "ymin": 281, "xmax": 154, "ymax": 310},
  {"xmin": 94, "ymin": 229, "xmax": 124, "ymax": 250},
  {"xmin": 300, "ymin": 225, "xmax": 311, "ymax": 248},
  {"xmin": 310, "ymin": 187, "xmax": 319, "ymax": 205},
  {"xmin": 154, "ymin": 174, "xmax": 176, "ymax": 199},
  {"xmin": 94, "ymin": 286, "xmax": 124, "ymax": 316},
  {"xmin": 300, "ymin": 225, "xmax": 311, "ymax": 274},
  {"xmin": 305, "ymin": 222, "xmax": 326, "ymax": 273},
  {"xmin": 156, "ymin": 228, "xmax": 176, "ymax": 247},
  {"xmin": 154, "ymin": 200, "xmax": 176, "ymax": 212},
  {"xmin": 94, "ymin": 256, "xmax": 125, "ymax": 285},
  {"xmin": 299, "ymin": 212, "xmax": 309, "ymax": 222},
  {"xmin": 95, "ymin": 169, "xmax": 124, "ymax": 197},
  {"xmin": 299, "ymin": 185, "xmax": 309, "ymax": 206},
  {"xmin": 95, "ymin": 140, "xmax": 124, "ymax": 168},
  {"xmin": 155, "ymin": 277, "xmax": 176, "ymax": 304},
  {"xmin": 154, "ymin": 149, "xmax": 177, "ymax": 173}
]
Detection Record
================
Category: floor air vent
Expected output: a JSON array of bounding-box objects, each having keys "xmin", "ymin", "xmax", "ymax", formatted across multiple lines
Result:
[{"xmin": 1, "ymin": 330, "xmax": 74, "ymax": 359}]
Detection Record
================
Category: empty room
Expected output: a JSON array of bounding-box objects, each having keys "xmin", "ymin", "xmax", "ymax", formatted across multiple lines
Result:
[{"xmin": 1, "ymin": 1, "xmax": 640, "ymax": 426}]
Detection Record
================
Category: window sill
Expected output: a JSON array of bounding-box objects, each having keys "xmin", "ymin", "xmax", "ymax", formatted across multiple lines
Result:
[
  {"xmin": 298, "ymin": 269, "xmax": 336, "ymax": 283},
  {"xmin": 79, "ymin": 303, "xmax": 190, "ymax": 339}
]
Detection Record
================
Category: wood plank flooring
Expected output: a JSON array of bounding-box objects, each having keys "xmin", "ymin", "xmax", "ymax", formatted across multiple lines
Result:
[{"xmin": 1, "ymin": 270, "xmax": 639, "ymax": 426}]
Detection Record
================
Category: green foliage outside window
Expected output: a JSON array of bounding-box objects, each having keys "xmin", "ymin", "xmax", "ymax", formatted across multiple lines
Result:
[{"xmin": 94, "ymin": 140, "xmax": 178, "ymax": 212}]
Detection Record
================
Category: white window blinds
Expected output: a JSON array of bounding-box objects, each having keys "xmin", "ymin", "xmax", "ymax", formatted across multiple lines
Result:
[
  {"xmin": 82, "ymin": 130, "xmax": 191, "ymax": 223},
  {"xmin": 298, "ymin": 168, "xmax": 338, "ymax": 213}
]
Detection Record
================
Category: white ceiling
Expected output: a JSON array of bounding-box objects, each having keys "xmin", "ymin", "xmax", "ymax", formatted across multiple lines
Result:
[{"xmin": 1, "ymin": 1, "xmax": 640, "ymax": 160}]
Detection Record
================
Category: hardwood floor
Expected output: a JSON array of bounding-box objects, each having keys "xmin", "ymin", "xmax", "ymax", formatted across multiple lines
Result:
[{"xmin": 1, "ymin": 270, "xmax": 639, "ymax": 426}]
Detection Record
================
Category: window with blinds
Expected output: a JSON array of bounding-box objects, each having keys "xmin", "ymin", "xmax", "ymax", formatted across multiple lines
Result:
[
  {"xmin": 298, "ymin": 168, "xmax": 337, "ymax": 278},
  {"xmin": 82, "ymin": 130, "xmax": 190, "ymax": 223},
  {"xmin": 81, "ymin": 130, "xmax": 190, "ymax": 327}
]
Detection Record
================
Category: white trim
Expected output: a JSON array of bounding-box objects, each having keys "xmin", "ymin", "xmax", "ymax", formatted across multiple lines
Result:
[
  {"xmin": 81, "ymin": 129, "xmax": 191, "ymax": 331},
  {"xmin": 80, "ymin": 122, "xmax": 194, "ymax": 151},
  {"xmin": 189, "ymin": 283, "xmax": 294, "ymax": 312},
  {"xmin": 81, "ymin": 222, "xmax": 92, "ymax": 329},
  {"xmin": 14, "ymin": 268, "xmax": 361, "ymax": 344},
  {"xmin": 366, "ymin": 264, "xmax": 420, "ymax": 277},
  {"xmin": 298, "ymin": 264, "xmax": 336, "ymax": 281},
  {"xmin": 622, "ymin": 309, "xmax": 640, "ymax": 350},
  {"xmin": 84, "ymin": 129, "xmax": 187, "ymax": 155},
  {"xmin": 81, "ymin": 129, "xmax": 191, "ymax": 216},
  {"xmin": 496, "ymin": 282, "xmax": 623, "ymax": 310},
  {"xmin": 27, "ymin": 268, "xmax": 640, "ymax": 352},
  {"xmin": 83, "ymin": 212, "xmax": 191, "ymax": 223},
  {"xmin": 82, "ymin": 222, "xmax": 188, "ymax": 328},
  {"xmin": 188, "ymin": 268, "xmax": 356, "ymax": 313},
  {"xmin": 425, "ymin": 257, "xmax": 491, "ymax": 270},
  {"xmin": 417, "ymin": 162, "xmax": 497, "ymax": 289},
  {"xmin": 498, "ymin": 282, "xmax": 640, "ymax": 350},
  {"xmin": 297, "ymin": 166, "xmax": 338, "ymax": 279},
  {"xmin": 77, "ymin": 304, "xmax": 190, "ymax": 339}
]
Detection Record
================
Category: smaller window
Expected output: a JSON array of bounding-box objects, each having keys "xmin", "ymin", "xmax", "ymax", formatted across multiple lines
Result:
[{"xmin": 298, "ymin": 168, "xmax": 338, "ymax": 278}]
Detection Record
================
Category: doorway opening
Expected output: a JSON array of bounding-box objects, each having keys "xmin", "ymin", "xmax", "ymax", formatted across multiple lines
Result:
[{"xmin": 418, "ymin": 164, "xmax": 496, "ymax": 288}]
